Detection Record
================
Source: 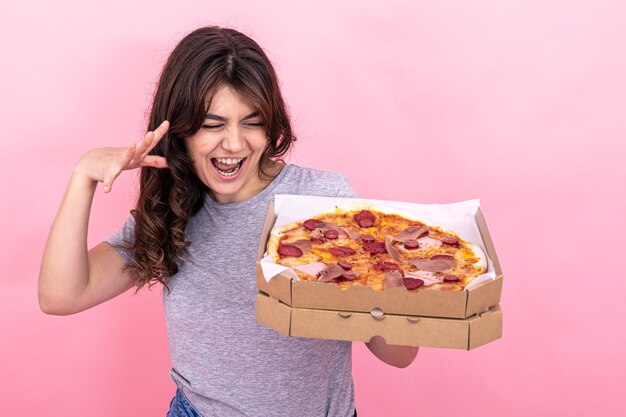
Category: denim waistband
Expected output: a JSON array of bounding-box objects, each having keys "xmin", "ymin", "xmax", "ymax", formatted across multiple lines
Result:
[
  {"xmin": 166, "ymin": 387, "xmax": 357, "ymax": 417},
  {"xmin": 166, "ymin": 388, "xmax": 203, "ymax": 417}
]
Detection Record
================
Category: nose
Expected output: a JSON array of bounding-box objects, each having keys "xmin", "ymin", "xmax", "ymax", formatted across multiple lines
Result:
[{"xmin": 220, "ymin": 127, "xmax": 245, "ymax": 154}]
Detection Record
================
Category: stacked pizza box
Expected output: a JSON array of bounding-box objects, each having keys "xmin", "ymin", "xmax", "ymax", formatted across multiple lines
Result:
[{"xmin": 255, "ymin": 195, "xmax": 503, "ymax": 350}]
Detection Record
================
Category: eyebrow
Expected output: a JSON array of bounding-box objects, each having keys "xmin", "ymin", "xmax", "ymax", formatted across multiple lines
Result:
[{"xmin": 205, "ymin": 111, "xmax": 260, "ymax": 122}]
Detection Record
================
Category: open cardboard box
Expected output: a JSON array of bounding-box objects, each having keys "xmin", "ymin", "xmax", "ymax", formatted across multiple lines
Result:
[
  {"xmin": 255, "ymin": 199, "xmax": 503, "ymax": 319},
  {"xmin": 255, "ymin": 197, "xmax": 504, "ymax": 349}
]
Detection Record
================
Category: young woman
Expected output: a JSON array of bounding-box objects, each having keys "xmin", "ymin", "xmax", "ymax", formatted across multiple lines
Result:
[{"xmin": 38, "ymin": 26, "xmax": 418, "ymax": 417}]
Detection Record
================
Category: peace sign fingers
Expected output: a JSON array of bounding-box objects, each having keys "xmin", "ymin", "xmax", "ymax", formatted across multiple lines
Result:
[
  {"xmin": 128, "ymin": 120, "xmax": 170, "ymax": 169},
  {"xmin": 141, "ymin": 154, "xmax": 169, "ymax": 168}
]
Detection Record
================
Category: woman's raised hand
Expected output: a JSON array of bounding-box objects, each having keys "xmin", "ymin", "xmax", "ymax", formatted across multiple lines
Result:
[{"xmin": 75, "ymin": 120, "xmax": 170, "ymax": 193}]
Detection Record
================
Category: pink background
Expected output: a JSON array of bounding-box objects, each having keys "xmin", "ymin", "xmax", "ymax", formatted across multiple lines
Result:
[{"xmin": 1, "ymin": 1, "xmax": 624, "ymax": 416}]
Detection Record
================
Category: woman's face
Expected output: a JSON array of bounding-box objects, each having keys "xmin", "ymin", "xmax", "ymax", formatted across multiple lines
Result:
[{"xmin": 184, "ymin": 85, "xmax": 269, "ymax": 203}]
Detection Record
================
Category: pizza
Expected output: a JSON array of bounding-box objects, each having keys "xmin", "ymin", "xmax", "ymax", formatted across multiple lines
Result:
[{"xmin": 266, "ymin": 203, "xmax": 487, "ymax": 291}]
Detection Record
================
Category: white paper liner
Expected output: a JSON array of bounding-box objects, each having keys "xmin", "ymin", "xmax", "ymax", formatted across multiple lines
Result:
[{"xmin": 260, "ymin": 195, "xmax": 497, "ymax": 290}]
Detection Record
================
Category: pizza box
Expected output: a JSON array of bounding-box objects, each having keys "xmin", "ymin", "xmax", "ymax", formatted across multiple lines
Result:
[
  {"xmin": 256, "ymin": 291, "xmax": 503, "ymax": 349},
  {"xmin": 255, "ymin": 196, "xmax": 503, "ymax": 319}
]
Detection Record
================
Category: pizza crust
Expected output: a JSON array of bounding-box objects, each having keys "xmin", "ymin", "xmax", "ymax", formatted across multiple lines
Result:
[
  {"xmin": 266, "ymin": 232, "xmax": 280, "ymax": 263},
  {"xmin": 334, "ymin": 202, "xmax": 434, "ymax": 226},
  {"xmin": 467, "ymin": 242, "xmax": 487, "ymax": 273}
]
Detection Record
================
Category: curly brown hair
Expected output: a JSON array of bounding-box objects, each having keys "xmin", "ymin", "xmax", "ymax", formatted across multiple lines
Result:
[{"xmin": 120, "ymin": 26, "xmax": 297, "ymax": 294}]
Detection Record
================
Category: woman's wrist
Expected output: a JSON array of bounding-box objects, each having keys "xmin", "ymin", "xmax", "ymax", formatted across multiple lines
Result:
[{"xmin": 71, "ymin": 164, "xmax": 98, "ymax": 189}]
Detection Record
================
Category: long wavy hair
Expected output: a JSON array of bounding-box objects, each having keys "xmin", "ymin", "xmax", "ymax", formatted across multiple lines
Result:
[{"xmin": 121, "ymin": 26, "xmax": 297, "ymax": 294}]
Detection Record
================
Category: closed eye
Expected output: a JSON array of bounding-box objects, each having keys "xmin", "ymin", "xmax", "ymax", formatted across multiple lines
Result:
[{"xmin": 202, "ymin": 122, "xmax": 264, "ymax": 130}]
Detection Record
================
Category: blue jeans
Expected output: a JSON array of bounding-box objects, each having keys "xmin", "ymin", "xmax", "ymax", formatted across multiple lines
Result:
[
  {"xmin": 166, "ymin": 387, "xmax": 357, "ymax": 417},
  {"xmin": 166, "ymin": 388, "xmax": 203, "ymax": 417}
]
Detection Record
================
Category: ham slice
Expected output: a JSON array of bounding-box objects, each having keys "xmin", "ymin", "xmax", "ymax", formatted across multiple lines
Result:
[
  {"xmin": 384, "ymin": 270, "xmax": 404, "ymax": 289},
  {"xmin": 340, "ymin": 227, "xmax": 361, "ymax": 239},
  {"xmin": 316, "ymin": 222, "xmax": 348, "ymax": 238},
  {"xmin": 404, "ymin": 270, "xmax": 442, "ymax": 286},
  {"xmin": 395, "ymin": 226, "xmax": 428, "ymax": 243},
  {"xmin": 317, "ymin": 263, "xmax": 361, "ymax": 282},
  {"xmin": 416, "ymin": 236, "xmax": 442, "ymax": 249},
  {"xmin": 411, "ymin": 254, "xmax": 456, "ymax": 273},
  {"xmin": 317, "ymin": 264, "xmax": 344, "ymax": 282},
  {"xmin": 384, "ymin": 235, "xmax": 402, "ymax": 263},
  {"xmin": 293, "ymin": 262, "xmax": 327, "ymax": 278},
  {"xmin": 290, "ymin": 239, "xmax": 312, "ymax": 253},
  {"xmin": 384, "ymin": 227, "xmax": 429, "ymax": 262}
]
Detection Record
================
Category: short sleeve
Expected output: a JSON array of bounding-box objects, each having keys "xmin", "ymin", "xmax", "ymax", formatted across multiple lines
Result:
[
  {"xmin": 104, "ymin": 216, "xmax": 137, "ymax": 266},
  {"xmin": 335, "ymin": 175, "xmax": 358, "ymax": 198}
]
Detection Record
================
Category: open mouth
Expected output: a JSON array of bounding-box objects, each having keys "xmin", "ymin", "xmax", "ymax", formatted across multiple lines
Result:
[{"xmin": 211, "ymin": 157, "xmax": 246, "ymax": 177}]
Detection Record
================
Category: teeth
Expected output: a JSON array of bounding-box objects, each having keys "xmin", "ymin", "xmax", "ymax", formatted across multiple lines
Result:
[
  {"xmin": 214, "ymin": 157, "xmax": 244, "ymax": 176},
  {"xmin": 216, "ymin": 164, "xmax": 241, "ymax": 176},
  {"xmin": 216, "ymin": 157, "xmax": 243, "ymax": 165}
]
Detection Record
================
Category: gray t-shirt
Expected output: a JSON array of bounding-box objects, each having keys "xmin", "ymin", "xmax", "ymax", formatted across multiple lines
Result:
[{"xmin": 106, "ymin": 164, "xmax": 358, "ymax": 417}]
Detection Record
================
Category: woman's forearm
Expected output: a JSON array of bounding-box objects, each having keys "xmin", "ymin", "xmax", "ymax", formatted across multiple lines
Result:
[{"xmin": 38, "ymin": 171, "xmax": 97, "ymax": 313}]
